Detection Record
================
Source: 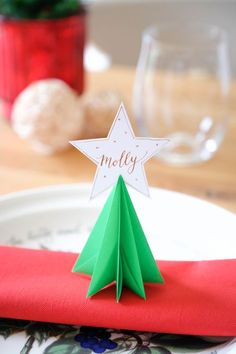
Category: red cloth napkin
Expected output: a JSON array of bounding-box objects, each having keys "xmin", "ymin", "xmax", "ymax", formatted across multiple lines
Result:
[{"xmin": 0, "ymin": 246, "xmax": 235, "ymax": 336}]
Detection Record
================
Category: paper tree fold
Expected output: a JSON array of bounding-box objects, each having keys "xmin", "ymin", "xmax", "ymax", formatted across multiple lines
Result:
[{"xmin": 72, "ymin": 176, "xmax": 164, "ymax": 301}]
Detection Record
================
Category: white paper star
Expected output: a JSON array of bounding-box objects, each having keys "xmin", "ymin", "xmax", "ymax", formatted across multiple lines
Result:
[{"xmin": 70, "ymin": 103, "xmax": 169, "ymax": 198}]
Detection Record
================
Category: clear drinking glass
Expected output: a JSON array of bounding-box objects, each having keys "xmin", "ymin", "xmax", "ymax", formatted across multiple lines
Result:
[{"xmin": 133, "ymin": 23, "xmax": 231, "ymax": 165}]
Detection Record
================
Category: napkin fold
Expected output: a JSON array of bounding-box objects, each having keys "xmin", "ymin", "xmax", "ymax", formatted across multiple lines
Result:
[{"xmin": 0, "ymin": 246, "xmax": 235, "ymax": 336}]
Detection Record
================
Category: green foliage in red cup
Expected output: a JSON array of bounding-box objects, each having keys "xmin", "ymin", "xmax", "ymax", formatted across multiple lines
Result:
[{"xmin": 0, "ymin": 0, "xmax": 83, "ymax": 19}]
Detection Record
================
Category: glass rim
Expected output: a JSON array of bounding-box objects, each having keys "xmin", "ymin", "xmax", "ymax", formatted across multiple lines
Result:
[{"xmin": 143, "ymin": 22, "xmax": 228, "ymax": 48}]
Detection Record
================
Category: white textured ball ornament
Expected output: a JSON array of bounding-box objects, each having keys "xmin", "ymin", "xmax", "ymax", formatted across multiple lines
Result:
[
  {"xmin": 81, "ymin": 91, "xmax": 122, "ymax": 138},
  {"xmin": 12, "ymin": 79, "xmax": 84, "ymax": 154}
]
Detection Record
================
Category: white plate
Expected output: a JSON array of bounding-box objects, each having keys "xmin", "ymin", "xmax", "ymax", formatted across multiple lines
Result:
[
  {"xmin": 0, "ymin": 184, "xmax": 236, "ymax": 354},
  {"xmin": 0, "ymin": 183, "xmax": 236, "ymax": 260}
]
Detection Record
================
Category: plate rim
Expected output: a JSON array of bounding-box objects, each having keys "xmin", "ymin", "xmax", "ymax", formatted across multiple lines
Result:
[{"xmin": 0, "ymin": 183, "xmax": 235, "ymax": 218}]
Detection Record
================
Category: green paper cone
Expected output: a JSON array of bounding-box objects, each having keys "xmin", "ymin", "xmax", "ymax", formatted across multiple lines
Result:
[{"xmin": 72, "ymin": 176, "xmax": 164, "ymax": 301}]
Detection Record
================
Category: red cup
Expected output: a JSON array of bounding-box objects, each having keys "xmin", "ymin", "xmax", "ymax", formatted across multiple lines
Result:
[{"xmin": 0, "ymin": 13, "xmax": 86, "ymax": 120}]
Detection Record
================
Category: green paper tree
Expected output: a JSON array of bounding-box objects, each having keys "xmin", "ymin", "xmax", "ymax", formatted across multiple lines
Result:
[{"xmin": 72, "ymin": 176, "xmax": 164, "ymax": 301}]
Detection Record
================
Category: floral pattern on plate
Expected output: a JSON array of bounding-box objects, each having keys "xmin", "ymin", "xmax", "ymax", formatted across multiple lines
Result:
[{"xmin": 0, "ymin": 318, "xmax": 235, "ymax": 354}]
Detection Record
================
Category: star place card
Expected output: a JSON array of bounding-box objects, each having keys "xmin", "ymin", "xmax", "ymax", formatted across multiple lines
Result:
[
  {"xmin": 70, "ymin": 103, "xmax": 169, "ymax": 198},
  {"xmin": 70, "ymin": 103, "xmax": 169, "ymax": 301}
]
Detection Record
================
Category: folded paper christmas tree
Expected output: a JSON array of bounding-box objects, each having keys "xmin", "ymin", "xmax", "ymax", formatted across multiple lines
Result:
[
  {"xmin": 71, "ymin": 103, "xmax": 169, "ymax": 300},
  {"xmin": 72, "ymin": 176, "xmax": 164, "ymax": 301}
]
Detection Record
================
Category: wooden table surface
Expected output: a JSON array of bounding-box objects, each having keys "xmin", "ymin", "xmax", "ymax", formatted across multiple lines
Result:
[{"xmin": 0, "ymin": 66, "xmax": 236, "ymax": 213}]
